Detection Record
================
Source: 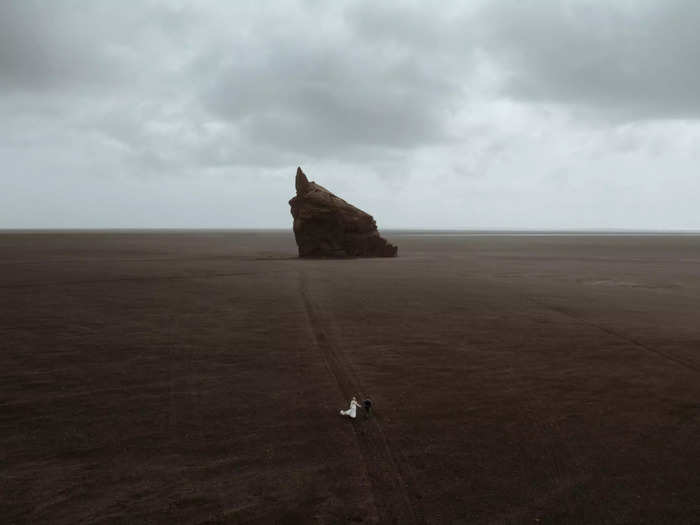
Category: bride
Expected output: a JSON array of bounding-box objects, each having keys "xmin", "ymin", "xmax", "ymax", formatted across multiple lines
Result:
[{"xmin": 339, "ymin": 396, "xmax": 361, "ymax": 419}]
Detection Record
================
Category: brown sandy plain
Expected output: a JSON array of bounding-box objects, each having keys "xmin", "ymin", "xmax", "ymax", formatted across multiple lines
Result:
[{"xmin": 1, "ymin": 231, "xmax": 699, "ymax": 524}]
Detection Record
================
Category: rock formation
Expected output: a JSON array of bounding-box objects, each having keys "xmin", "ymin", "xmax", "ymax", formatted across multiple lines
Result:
[{"xmin": 289, "ymin": 167, "xmax": 398, "ymax": 258}]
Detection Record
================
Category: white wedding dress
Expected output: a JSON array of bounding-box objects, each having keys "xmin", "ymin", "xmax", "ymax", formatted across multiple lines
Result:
[{"xmin": 340, "ymin": 399, "xmax": 361, "ymax": 418}]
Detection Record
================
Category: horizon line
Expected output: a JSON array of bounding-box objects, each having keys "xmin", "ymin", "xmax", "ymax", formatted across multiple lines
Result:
[{"xmin": 2, "ymin": 227, "xmax": 700, "ymax": 234}]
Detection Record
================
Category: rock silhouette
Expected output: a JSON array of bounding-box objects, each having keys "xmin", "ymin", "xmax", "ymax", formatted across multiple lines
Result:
[{"xmin": 289, "ymin": 167, "xmax": 398, "ymax": 258}]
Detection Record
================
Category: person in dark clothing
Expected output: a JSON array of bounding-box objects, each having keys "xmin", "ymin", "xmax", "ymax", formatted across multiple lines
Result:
[{"xmin": 363, "ymin": 398, "xmax": 372, "ymax": 419}]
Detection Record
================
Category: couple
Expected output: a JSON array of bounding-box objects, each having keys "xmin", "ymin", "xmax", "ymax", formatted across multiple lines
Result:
[{"xmin": 339, "ymin": 396, "xmax": 372, "ymax": 419}]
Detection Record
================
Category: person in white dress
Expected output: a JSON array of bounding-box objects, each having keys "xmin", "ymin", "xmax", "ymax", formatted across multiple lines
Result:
[{"xmin": 340, "ymin": 396, "xmax": 361, "ymax": 418}]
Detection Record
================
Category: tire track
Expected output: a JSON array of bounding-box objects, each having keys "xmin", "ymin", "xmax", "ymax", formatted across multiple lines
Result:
[
  {"xmin": 0, "ymin": 271, "xmax": 276, "ymax": 289},
  {"xmin": 524, "ymin": 295, "xmax": 699, "ymax": 373},
  {"xmin": 299, "ymin": 271, "xmax": 425, "ymax": 525}
]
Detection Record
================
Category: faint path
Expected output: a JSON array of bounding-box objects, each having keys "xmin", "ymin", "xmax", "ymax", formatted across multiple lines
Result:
[
  {"xmin": 299, "ymin": 270, "xmax": 425, "ymax": 525},
  {"xmin": 0, "ymin": 272, "xmax": 277, "ymax": 289},
  {"xmin": 524, "ymin": 295, "xmax": 700, "ymax": 373},
  {"xmin": 492, "ymin": 292, "xmax": 700, "ymax": 521},
  {"xmin": 479, "ymin": 285, "xmax": 699, "ymax": 523}
]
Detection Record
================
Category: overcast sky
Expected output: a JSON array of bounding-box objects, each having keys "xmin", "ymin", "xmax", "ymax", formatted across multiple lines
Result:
[{"xmin": 1, "ymin": 0, "xmax": 699, "ymax": 229}]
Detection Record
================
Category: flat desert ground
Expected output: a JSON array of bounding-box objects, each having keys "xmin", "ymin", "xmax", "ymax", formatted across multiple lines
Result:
[{"xmin": 1, "ymin": 231, "xmax": 699, "ymax": 524}]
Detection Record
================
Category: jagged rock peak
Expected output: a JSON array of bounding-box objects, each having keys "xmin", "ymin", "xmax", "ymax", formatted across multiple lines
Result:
[
  {"xmin": 288, "ymin": 167, "xmax": 398, "ymax": 258},
  {"xmin": 295, "ymin": 167, "xmax": 309, "ymax": 195}
]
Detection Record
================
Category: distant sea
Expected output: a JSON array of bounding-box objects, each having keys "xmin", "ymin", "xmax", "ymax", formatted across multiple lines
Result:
[{"xmin": 385, "ymin": 230, "xmax": 700, "ymax": 237}]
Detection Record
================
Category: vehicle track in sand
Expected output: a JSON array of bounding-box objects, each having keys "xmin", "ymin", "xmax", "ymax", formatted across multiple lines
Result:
[
  {"xmin": 299, "ymin": 270, "xmax": 425, "ymax": 525},
  {"xmin": 523, "ymin": 295, "xmax": 700, "ymax": 373}
]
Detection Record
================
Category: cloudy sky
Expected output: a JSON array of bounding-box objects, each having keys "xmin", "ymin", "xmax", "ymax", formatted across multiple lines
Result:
[{"xmin": 1, "ymin": 0, "xmax": 699, "ymax": 229}]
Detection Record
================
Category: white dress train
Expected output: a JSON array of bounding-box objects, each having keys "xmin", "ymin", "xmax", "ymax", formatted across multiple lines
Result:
[{"xmin": 340, "ymin": 399, "xmax": 361, "ymax": 418}]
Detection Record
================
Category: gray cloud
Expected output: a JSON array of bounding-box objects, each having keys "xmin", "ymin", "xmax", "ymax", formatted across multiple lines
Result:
[
  {"xmin": 0, "ymin": 1, "xmax": 699, "ymax": 228},
  {"xmin": 1, "ymin": 2, "xmax": 129, "ymax": 91},
  {"xmin": 197, "ymin": 5, "xmax": 467, "ymax": 160},
  {"xmin": 478, "ymin": 0, "xmax": 700, "ymax": 120}
]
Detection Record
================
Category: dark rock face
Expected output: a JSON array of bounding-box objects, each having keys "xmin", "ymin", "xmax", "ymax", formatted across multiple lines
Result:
[{"xmin": 289, "ymin": 167, "xmax": 398, "ymax": 258}]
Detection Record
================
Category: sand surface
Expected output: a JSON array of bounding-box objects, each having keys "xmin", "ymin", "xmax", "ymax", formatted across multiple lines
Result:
[{"xmin": 1, "ymin": 231, "xmax": 699, "ymax": 524}]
